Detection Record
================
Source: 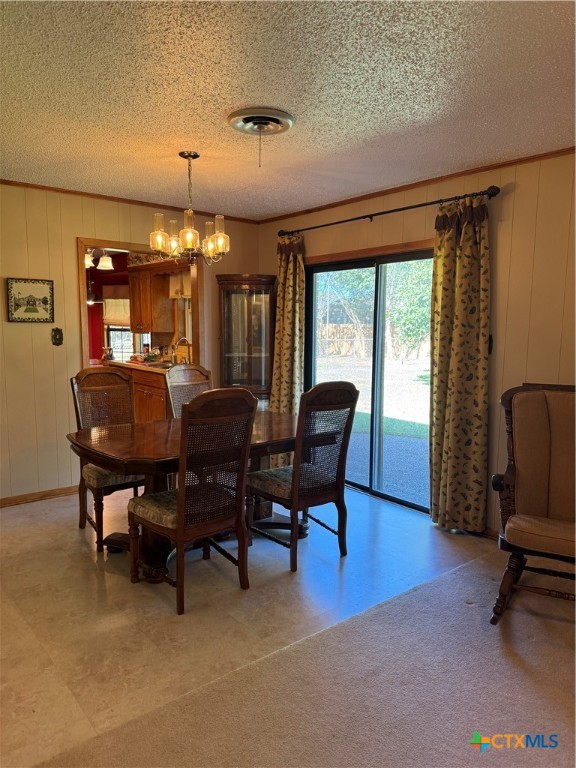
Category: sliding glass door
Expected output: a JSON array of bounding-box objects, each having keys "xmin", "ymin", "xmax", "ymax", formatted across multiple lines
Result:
[
  {"xmin": 310, "ymin": 268, "xmax": 375, "ymax": 488},
  {"xmin": 307, "ymin": 253, "xmax": 432, "ymax": 510}
]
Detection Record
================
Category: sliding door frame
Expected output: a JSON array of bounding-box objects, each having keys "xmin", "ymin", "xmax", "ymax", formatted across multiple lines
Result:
[{"xmin": 304, "ymin": 248, "xmax": 433, "ymax": 511}]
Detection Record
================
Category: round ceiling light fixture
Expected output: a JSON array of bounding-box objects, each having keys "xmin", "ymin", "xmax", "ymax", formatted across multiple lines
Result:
[
  {"xmin": 228, "ymin": 107, "xmax": 295, "ymax": 167},
  {"xmin": 227, "ymin": 107, "xmax": 295, "ymax": 135}
]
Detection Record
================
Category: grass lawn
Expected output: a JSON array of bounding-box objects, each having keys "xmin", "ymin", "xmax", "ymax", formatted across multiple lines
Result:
[{"xmin": 354, "ymin": 410, "xmax": 429, "ymax": 439}]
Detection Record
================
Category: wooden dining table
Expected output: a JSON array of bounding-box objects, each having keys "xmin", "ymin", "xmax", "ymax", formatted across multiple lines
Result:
[{"xmin": 67, "ymin": 409, "xmax": 302, "ymax": 555}]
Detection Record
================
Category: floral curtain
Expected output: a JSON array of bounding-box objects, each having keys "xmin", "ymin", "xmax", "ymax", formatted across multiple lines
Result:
[
  {"xmin": 270, "ymin": 234, "xmax": 305, "ymax": 415},
  {"xmin": 269, "ymin": 234, "xmax": 305, "ymax": 466},
  {"xmin": 430, "ymin": 196, "xmax": 490, "ymax": 532}
]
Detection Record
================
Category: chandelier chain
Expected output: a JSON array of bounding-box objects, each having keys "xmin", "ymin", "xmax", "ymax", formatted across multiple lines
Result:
[{"xmin": 187, "ymin": 158, "xmax": 193, "ymax": 209}]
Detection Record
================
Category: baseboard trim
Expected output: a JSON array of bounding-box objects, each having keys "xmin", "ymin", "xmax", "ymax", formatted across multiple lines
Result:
[{"xmin": 0, "ymin": 486, "xmax": 77, "ymax": 509}]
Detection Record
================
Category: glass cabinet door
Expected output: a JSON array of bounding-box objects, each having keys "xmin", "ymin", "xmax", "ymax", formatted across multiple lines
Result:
[{"xmin": 217, "ymin": 274, "xmax": 276, "ymax": 398}]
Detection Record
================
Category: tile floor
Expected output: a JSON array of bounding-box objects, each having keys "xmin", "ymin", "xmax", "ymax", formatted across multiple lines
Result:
[{"xmin": 0, "ymin": 488, "xmax": 495, "ymax": 767}]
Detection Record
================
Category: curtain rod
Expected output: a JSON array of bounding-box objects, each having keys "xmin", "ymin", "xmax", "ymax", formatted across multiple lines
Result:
[{"xmin": 277, "ymin": 185, "xmax": 500, "ymax": 237}]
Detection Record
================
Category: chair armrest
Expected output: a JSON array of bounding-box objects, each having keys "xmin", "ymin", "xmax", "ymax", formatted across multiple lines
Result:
[
  {"xmin": 492, "ymin": 474, "xmax": 504, "ymax": 492},
  {"xmin": 492, "ymin": 466, "xmax": 515, "ymax": 491},
  {"xmin": 493, "ymin": 466, "xmax": 516, "ymax": 530}
]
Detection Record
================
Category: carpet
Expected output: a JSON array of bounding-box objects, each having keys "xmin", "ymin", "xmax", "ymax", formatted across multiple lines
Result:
[{"xmin": 40, "ymin": 552, "xmax": 574, "ymax": 768}]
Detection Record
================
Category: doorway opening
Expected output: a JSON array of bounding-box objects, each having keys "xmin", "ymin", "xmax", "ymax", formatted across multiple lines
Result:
[
  {"xmin": 76, "ymin": 237, "xmax": 198, "ymax": 369},
  {"xmin": 305, "ymin": 251, "xmax": 432, "ymax": 511}
]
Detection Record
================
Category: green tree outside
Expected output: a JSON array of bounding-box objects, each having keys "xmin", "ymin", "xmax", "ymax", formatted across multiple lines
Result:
[{"xmin": 315, "ymin": 259, "xmax": 432, "ymax": 360}]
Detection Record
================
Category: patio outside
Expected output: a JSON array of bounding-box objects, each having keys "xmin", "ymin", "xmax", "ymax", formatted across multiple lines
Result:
[{"xmin": 316, "ymin": 351, "xmax": 430, "ymax": 509}]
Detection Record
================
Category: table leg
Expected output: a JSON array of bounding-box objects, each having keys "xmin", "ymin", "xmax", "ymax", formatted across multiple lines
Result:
[
  {"xmin": 102, "ymin": 475, "xmax": 173, "ymax": 568},
  {"xmin": 102, "ymin": 531, "xmax": 130, "ymax": 553},
  {"xmin": 250, "ymin": 454, "xmax": 273, "ymax": 521},
  {"xmin": 251, "ymin": 513, "xmax": 309, "ymax": 539}
]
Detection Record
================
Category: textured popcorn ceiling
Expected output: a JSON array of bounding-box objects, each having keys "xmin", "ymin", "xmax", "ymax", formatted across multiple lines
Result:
[{"xmin": 0, "ymin": 1, "xmax": 574, "ymax": 221}]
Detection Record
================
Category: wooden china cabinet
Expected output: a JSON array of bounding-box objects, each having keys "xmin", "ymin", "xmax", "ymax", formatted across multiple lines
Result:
[{"xmin": 217, "ymin": 274, "xmax": 276, "ymax": 401}]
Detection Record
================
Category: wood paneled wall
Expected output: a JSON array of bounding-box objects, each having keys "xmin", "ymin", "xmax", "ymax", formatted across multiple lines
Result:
[
  {"xmin": 256, "ymin": 153, "xmax": 575, "ymax": 532},
  {"xmin": 0, "ymin": 186, "xmax": 258, "ymax": 501}
]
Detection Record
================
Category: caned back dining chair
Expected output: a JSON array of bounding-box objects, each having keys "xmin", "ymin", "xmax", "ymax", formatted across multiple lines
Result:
[
  {"xmin": 70, "ymin": 367, "xmax": 145, "ymax": 552},
  {"xmin": 128, "ymin": 387, "xmax": 258, "ymax": 615},
  {"xmin": 165, "ymin": 363, "xmax": 212, "ymax": 418},
  {"xmin": 490, "ymin": 383, "xmax": 575, "ymax": 624},
  {"xmin": 246, "ymin": 381, "xmax": 359, "ymax": 572}
]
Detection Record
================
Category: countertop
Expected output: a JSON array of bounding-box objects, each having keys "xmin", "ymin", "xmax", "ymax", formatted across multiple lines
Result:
[{"xmin": 108, "ymin": 360, "xmax": 171, "ymax": 375}]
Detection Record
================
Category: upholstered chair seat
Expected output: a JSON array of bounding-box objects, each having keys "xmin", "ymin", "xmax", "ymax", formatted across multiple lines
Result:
[
  {"xmin": 248, "ymin": 466, "xmax": 336, "ymax": 500},
  {"xmin": 82, "ymin": 464, "xmax": 143, "ymax": 489},
  {"xmin": 504, "ymin": 515, "xmax": 575, "ymax": 558},
  {"xmin": 128, "ymin": 483, "xmax": 243, "ymax": 530}
]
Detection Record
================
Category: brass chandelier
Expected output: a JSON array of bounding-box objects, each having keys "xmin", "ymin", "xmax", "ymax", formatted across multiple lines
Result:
[{"xmin": 150, "ymin": 151, "xmax": 229, "ymax": 266}]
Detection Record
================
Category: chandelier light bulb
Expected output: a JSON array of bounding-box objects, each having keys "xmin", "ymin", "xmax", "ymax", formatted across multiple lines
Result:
[
  {"xmin": 211, "ymin": 214, "xmax": 230, "ymax": 259},
  {"xmin": 179, "ymin": 209, "xmax": 199, "ymax": 252},
  {"xmin": 202, "ymin": 220, "xmax": 216, "ymax": 260},
  {"xmin": 150, "ymin": 212, "xmax": 169, "ymax": 254},
  {"xmin": 168, "ymin": 219, "xmax": 180, "ymax": 257}
]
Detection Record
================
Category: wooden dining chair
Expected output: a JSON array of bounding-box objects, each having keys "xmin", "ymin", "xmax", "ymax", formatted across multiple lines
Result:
[
  {"xmin": 246, "ymin": 381, "xmax": 359, "ymax": 572},
  {"xmin": 71, "ymin": 367, "xmax": 145, "ymax": 552},
  {"xmin": 165, "ymin": 363, "xmax": 212, "ymax": 418},
  {"xmin": 128, "ymin": 387, "xmax": 258, "ymax": 615},
  {"xmin": 165, "ymin": 363, "xmax": 213, "ymax": 490}
]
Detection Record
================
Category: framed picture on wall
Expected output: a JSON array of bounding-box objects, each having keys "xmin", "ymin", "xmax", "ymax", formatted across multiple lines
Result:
[{"xmin": 6, "ymin": 278, "xmax": 54, "ymax": 323}]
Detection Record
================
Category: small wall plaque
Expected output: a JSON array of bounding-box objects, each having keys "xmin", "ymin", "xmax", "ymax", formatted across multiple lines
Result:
[{"xmin": 6, "ymin": 278, "xmax": 54, "ymax": 323}]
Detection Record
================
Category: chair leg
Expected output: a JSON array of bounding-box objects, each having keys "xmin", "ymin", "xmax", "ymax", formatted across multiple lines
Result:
[
  {"xmin": 78, "ymin": 477, "xmax": 88, "ymax": 530},
  {"xmin": 129, "ymin": 514, "xmax": 141, "ymax": 583},
  {"xmin": 336, "ymin": 499, "xmax": 348, "ymax": 557},
  {"xmin": 176, "ymin": 542, "xmax": 185, "ymax": 615},
  {"xmin": 490, "ymin": 551, "xmax": 524, "ymax": 625},
  {"xmin": 93, "ymin": 490, "xmax": 104, "ymax": 552},
  {"xmin": 290, "ymin": 507, "xmax": 299, "ymax": 572},
  {"xmin": 514, "ymin": 556, "xmax": 527, "ymax": 584},
  {"xmin": 245, "ymin": 493, "xmax": 255, "ymax": 546},
  {"xmin": 237, "ymin": 524, "xmax": 250, "ymax": 590},
  {"xmin": 202, "ymin": 539, "xmax": 211, "ymax": 560}
]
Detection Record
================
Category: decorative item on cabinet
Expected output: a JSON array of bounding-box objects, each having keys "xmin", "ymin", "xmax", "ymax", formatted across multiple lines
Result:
[{"xmin": 217, "ymin": 274, "xmax": 277, "ymax": 400}]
